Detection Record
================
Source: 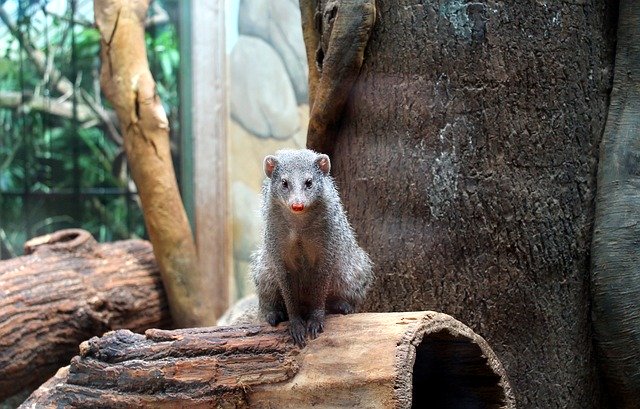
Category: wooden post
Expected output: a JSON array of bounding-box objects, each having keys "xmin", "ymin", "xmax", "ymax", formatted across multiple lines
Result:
[{"xmin": 189, "ymin": 0, "xmax": 232, "ymax": 321}]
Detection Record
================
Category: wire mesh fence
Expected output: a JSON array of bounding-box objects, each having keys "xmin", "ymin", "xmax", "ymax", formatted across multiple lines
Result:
[{"xmin": 0, "ymin": 0, "xmax": 181, "ymax": 259}]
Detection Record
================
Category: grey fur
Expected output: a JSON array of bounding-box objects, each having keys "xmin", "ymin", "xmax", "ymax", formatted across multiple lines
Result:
[{"xmin": 250, "ymin": 149, "xmax": 373, "ymax": 346}]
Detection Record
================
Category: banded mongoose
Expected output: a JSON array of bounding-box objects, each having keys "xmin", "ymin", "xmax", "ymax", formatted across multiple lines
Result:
[{"xmin": 251, "ymin": 149, "xmax": 373, "ymax": 346}]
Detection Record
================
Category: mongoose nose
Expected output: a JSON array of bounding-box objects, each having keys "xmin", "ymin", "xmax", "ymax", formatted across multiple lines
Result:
[{"xmin": 291, "ymin": 203, "xmax": 305, "ymax": 212}]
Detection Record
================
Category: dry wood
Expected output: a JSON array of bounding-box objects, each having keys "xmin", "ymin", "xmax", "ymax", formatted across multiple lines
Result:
[
  {"xmin": 0, "ymin": 91, "xmax": 96, "ymax": 123},
  {"xmin": 302, "ymin": 0, "xmax": 376, "ymax": 154},
  {"xmin": 0, "ymin": 229, "xmax": 171, "ymax": 401},
  {"xmin": 21, "ymin": 311, "xmax": 514, "ymax": 409},
  {"xmin": 94, "ymin": 0, "xmax": 215, "ymax": 326}
]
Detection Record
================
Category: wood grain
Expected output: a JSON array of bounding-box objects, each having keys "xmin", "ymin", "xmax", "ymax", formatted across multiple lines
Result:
[
  {"xmin": 21, "ymin": 312, "xmax": 514, "ymax": 408},
  {"xmin": 0, "ymin": 229, "xmax": 171, "ymax": 400},
  {"xmin": 304, "ymin": 0, "xmax": 618, "ymax": 406}
]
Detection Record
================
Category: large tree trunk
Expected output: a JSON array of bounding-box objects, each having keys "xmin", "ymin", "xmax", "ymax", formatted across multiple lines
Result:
[
  {"xmin": 591, "ymin": 1, "xmax": 640, "ymax": 407},
  {"xmin": 21, "ymin": 312, "xmax": 514, "ymax": 408},
  {"xmin": 0, "ymin": 230, "xmax": 171, "ymax": 401},
  {"xmin": 93, "ymin": 0, "xmax": 219, "ymax": 326},
  {"xmin": 306, "ymin": 1, "xmax": 617, "ymax": 407}
]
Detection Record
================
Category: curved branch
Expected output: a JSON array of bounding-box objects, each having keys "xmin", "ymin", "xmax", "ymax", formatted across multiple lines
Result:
[
  {"xmin": 591, "ymin": 0, "xmax": 640, "ymax": 406},
  {"xmin": 304, "ymin": 0, "xmax": 376, "ymax": 154},
  {"xmin": 94, "ymin": 0, "xmax": 214, "ymax": 327}
]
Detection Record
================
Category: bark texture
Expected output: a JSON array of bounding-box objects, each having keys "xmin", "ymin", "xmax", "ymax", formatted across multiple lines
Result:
[
  {"xmin": 0, "ymin": 229, "xmax": 171, "ymax": 401},
  {"xmin": 591, "ymin": 0, "xmax": 640, "ymax": 406},
  {"xmin": 94, "ymin": 0, "xmax": 215, "ymax": 326},
  {"xmin": 306, "ymin": 1, "xmax": 617, "ymax": 407},
  {"xmin": 302, "ymin": 0, "xmax": 376, "ymax": 154},
  {"xmin": 21, "ymin": 311, "xmax": 514, "ymax": 409}
]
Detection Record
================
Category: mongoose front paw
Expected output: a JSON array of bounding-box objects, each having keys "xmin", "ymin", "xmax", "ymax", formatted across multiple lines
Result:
[
  {"xmin": 265, "ymin": 310, "xmax": 287, "ymax": 326},
  {"xmin": 289, "ymin": 318, "xmax": 307, "ymax": 347},
  {"xmin": 307, "ymin": 317, "xmax": 324, "ymax": 339}
]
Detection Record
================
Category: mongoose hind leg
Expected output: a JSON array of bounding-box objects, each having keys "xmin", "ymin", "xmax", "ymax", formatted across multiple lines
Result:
[
  {"xmin": 326, "ymin": 297, "xmax": 355, "ymax": 315},
  {"xmin": 253, "ymin": 264, "xmax": 287, "ymax": 326},
  {"xmin": 265, "ymin": 309, "xmax": 288, "ymax": 326}
]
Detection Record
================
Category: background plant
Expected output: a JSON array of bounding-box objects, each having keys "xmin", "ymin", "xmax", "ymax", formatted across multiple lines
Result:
[{"xmin": 0, "ymin": 0, "xmax": 180, "ymax": 258}]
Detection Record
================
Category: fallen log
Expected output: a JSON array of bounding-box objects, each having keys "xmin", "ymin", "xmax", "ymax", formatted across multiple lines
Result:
[
  {"xmin": 21, "ymin": 311, "xmax": 515, "ymax": 408},
  {"xmin": 0, "ymin": 229, "xmax": 171, "ymax": 401}
]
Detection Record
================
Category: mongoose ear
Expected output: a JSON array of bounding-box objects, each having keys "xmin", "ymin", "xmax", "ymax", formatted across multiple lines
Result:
[
  {"xmin": 264, "ymin": 155, "xmax": 278, "ymax": 178},
  {"xmin": 315, "ymin": 154, "xmax": 331, "ymax": 175}
]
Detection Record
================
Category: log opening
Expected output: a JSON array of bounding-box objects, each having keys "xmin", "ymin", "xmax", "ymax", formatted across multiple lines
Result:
[
  {"xmin": 23, "ymin": 229, "xmax": 94, "ymax": 254},
  {"xmin": 411, "ymin": 330, "xmax": 506, "ymax": 408},
  {"xmin": 0, "ymin": 229, "xmax": 171, "ymax": 401}
]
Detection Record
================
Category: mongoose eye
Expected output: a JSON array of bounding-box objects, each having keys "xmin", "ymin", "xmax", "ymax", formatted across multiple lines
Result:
[
  {"xmin": 281, "ymin": 179, "xmax": 289, "ymax": 189},
  {"xmin": 305, "ymin": 179, "xmax": 313, "ymax": 189}
]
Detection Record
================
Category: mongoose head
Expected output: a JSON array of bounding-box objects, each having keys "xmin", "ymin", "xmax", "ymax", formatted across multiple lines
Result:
[{"xmin": 263, "ymin": 149, "xmax": 331, "ymax": 215}]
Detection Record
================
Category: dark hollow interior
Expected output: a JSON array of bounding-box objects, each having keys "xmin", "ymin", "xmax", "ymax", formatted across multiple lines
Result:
[
  {"xmin": 57, "ymin": 232, "xmax": 80, "ymax": 243},
  {"xmin": 411, "ymin": 331, "xmax": 506, "ymax": 409}
]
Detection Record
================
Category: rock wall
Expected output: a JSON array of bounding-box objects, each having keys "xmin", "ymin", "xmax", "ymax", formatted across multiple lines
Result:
[{"xmin": 227, "ymin": 0, "xmax": 309, "ymax": 300}]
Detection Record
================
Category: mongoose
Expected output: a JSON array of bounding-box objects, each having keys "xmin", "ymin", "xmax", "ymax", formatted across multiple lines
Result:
[{"xmin": 251, "ymin": 149, "xmax": 373, "ymax": 347}]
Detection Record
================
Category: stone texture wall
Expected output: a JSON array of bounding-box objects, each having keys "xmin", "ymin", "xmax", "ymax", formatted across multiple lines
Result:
[{"xmin": 227, "ymin": 0, "xmax": 308, "ymax": 300}]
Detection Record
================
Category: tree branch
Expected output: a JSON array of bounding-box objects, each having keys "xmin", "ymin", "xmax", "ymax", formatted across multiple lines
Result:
[
  {"xmin": 144, "ymin": 2, "xmax": 170, "ymax": 28},
  {"xmin": 299, "ymin": 0, "xmax": 322, "ymax": 107},
  {"xmin": 0, "ymin": 90, "xmax": 94, "ymax": 122},
  {"xmin": 94, "ymin": 0, "xmax": 213, "ymax": 327},
  {"xmin": 0, "ymin": 5, "xmax": 123, "ymax": 146},
  {"xmin": 0, "ymin": 5, "xmax": 74, "ymax": 96},
  {"xmin": 305, "ymin": 0, "xmax": 376, "ymax": 154}
]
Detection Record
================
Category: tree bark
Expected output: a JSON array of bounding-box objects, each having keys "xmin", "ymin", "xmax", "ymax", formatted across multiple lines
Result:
[
  {"xmin": 93, "ymin": 0, "xmax": 217, "ymax": 326},
  {"xmin": 591, "ymin": 0, "xmax": 640, "ymax": 407},
  {"xmin": 303, "ymin": 0, "xmax": 376, "ymax": 154},
  {"xmin": 305, "ymin": 1, "xmax": 617, "ymax": 407},
  {"xmin": 0, "ymin": 229, "xmax": 171, "ymax": 401},
  {"xmin": 21, "ymin": 311, "xmax": 514, "ymax": 409}
]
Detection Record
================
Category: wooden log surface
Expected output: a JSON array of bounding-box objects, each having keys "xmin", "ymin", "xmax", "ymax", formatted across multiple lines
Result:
[
  {"xmin": 21, "ymin": 311, "xmax": 515, "ymax": 408},
  {"xmin": 0, "ymin": 229, "xmax": 171, "ymax": 401}
]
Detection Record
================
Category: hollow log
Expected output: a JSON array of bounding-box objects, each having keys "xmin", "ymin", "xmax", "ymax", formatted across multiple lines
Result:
[
  {"xmin": 21, "ymin": 311, "xmax": 514, "ymax": 408},
  {"xmin": 0, "ymin": 229, "xmax": 171, "ymax": 401}
]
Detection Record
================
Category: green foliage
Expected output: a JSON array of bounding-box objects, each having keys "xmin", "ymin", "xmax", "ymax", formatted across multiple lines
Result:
[{"xmin": 0, "ymin": 0, "xmax": 181, "ymax": 258}]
